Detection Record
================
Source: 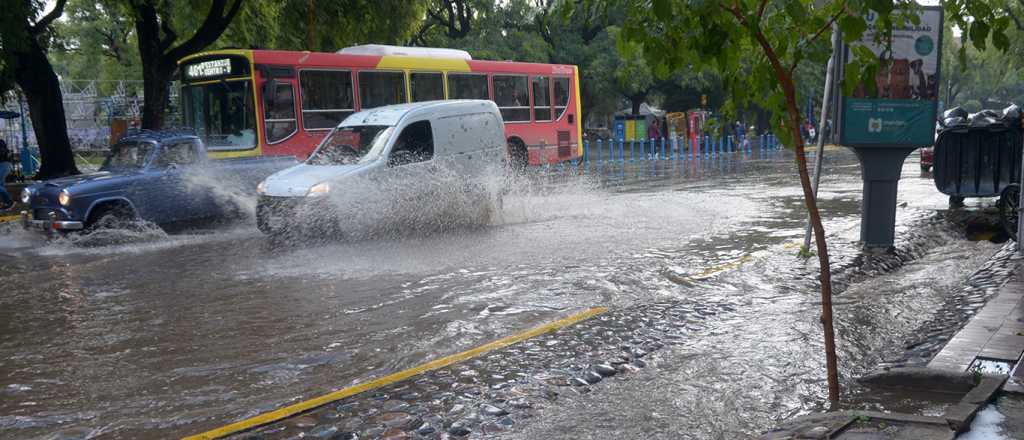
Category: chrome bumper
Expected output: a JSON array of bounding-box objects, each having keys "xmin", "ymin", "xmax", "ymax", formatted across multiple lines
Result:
[{"xmin": 20, "ymin": 211, "xmax": 85, "ymax": 231}]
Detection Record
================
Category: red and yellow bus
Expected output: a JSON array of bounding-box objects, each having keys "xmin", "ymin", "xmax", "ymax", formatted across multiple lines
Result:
[{"xmin": 177, "ymin": 45, "xmax": 582, "ymax": 166}]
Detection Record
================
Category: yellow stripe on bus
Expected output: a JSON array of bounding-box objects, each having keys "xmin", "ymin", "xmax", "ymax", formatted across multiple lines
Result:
[
  {"xmin": 377, "ymin": 56, "xmax": 471, "ymax": 72},
  {"xmin": 183, "ymin": 306, "xmax": 608, "ymax": 440}
]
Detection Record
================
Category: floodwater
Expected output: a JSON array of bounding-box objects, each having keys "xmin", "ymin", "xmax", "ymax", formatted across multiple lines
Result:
[{"xmin": 0, "ymin": 149, "xmax": 1010, "ymax": 439}]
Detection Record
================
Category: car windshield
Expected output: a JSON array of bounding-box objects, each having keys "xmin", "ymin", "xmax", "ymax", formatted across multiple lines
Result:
[
  {"xmin": 101, "ymin": 141, "xmax": 154, "ymax": 170},
  {"xmin": 307, "ymin": 125, "xmax": 393, "ymax": 165}
]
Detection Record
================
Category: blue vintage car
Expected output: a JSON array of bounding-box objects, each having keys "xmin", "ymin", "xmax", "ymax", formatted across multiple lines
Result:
[{"xmin": 20, "ymin": 130, "xmax": 296, "ymax": 233}]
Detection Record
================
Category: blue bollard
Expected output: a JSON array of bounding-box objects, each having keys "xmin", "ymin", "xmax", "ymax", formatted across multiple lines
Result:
[
  {"xmin": 596, "ymin": 139, "xmax": 603, "ymax": 165},
  {"xmin": 619, "ymin": 139, "xmax": 625, "ymax": 162},
  {"xmin": 760, "ymin": 134, "xmax": 766, "ymax": 151},
  {"xmin": 585, "ymin": 139, "xmax": 593, "ymax": 166},
  {"xmin": 661, "ymin": 137, "xmax": 666, "ymax": 160},
  {"xmin": 630, "ymin": 140, "xmax": 635, "ymax": 162}
]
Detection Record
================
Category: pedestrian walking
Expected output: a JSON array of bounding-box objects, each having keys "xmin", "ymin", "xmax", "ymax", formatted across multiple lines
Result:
[
  {"xmin": 647, "ymin": 117, "xmax": 662, "ymax": 140},
  {"xmin": 0, "ymin": 140, "xmax": 15, "ymax": 210}
]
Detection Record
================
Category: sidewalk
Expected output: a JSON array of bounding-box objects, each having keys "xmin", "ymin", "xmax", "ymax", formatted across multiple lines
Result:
[
  {"xmin": 929, "ymin": 274, "xmax": 1024, "ymax": 389},
  {"xmin": 764, "ymin": 269, "xmax": 1023, "ymax": 439}
]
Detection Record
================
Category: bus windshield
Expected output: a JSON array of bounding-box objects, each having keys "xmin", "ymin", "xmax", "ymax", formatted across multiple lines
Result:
[
  {"xmin": 307, "ymin": 125, "xmax": 393, "ymax": 166},
  {"xmin": 182, "ymin": 80, "xmax": 256, "ymax": 151}
]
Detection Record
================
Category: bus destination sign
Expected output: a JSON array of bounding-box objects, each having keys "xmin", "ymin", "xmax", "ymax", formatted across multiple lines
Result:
[{"xmin": 185, "ymin": 58, "xmax": 233, "ymax": 80}]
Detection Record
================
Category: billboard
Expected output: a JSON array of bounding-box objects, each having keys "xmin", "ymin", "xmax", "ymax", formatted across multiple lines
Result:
[{"xmin": 839, "ymin": 7, "xmax": 943, "ymax": 147}]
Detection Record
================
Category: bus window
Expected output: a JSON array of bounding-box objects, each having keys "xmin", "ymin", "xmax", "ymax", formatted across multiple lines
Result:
[
  {"xmin": 264, "ymin": 82, "xmax": 297, "ymax": 143},
  {"xmin": 359, "ymin": 71, "xmax": 406, "ymax": 109},
  {"xmin": 447, "ymin": 73, "xmax": 488, "ymax": 99},
  {"xmin": 410, "ymin": 72, "xmax": 444, "ymax": 102},
  {"xmin": 493, "ymin": 75, "xmax": 529, "ymax": 122},
  {"xmin": 300, "ymin": 70, "xmax": 354, "ymax": 130},
  {"xmin": 554, "ymin": 77, "xmax": 570, "ymax": 120},
  {"xmin": 532, "ymin": 76, "xmax": 551, "ymax": 121}
]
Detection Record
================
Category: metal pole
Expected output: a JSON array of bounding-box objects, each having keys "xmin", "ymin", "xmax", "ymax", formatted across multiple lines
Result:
[
  {"xmin": 804, "ymin": 23, "xmax": 841, "ymax": 250},
  {"xmin": 1019, "ymin": 140, "xmax": 1023, "ymax": 253}
]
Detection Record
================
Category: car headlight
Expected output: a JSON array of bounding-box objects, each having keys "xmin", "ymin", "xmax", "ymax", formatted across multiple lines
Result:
[
  {"xmin": 20, "ymin": 188, "xmax": 31, "ymax": 204},
  {"xmin": 256, "ymin": 181, "xmax": 266, "ymax": 195},
  {"xmin": 58, "ymin": 189, "xmax": 72, "ymax": 206},
  {"xmin": 306, "ymin": 182, "xmax": 330, "ymax": 197}
]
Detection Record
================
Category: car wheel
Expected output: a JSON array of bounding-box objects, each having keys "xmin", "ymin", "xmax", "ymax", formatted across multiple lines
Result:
[{"xmin": 86, "ymin": 204, "xmax": 136, "ymax": 232}]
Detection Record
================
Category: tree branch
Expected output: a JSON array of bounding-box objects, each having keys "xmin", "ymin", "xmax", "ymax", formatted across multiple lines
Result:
[
  {"xmin": 806, "ymin": 8, "xmax": 845, "ymax": 47},
  {"xmin": 757, "ymin": 0, "xmax": 768, "ymax": 20},
  {"xmin": 1009, "ymin": 5, "xmax": 1024, "ymax": 31},
  {"xmin": 165, "ymin": 0, "xmax": 244, "ymax": 62},
  {"xmin": 30, "ymin": 0, "xmax": 69, "ymax": 34}
]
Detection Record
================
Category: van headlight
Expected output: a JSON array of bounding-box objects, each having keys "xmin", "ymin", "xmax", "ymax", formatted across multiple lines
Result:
[
  {"xmin": 306, "ymin": 182, "xmax": 330, "ymax": 197},
  {"xmin": 58, "ymin": 189, "xmax": 72, "ymax": 206},
  {"xmin": 20, "ymin": 188, "xmax": 31, "ymax": 204},
  {"xmin": 256, "ymin": 181, "xmax": 266, "ymax": 195}
]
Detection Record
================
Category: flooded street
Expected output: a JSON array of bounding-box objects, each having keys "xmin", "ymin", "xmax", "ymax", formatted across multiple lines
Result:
[{"xmin": 0, "ymin": 150, "xmax": 1012, "ymax": 439}]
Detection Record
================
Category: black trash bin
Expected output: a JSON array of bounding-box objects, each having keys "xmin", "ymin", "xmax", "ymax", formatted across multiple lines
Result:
[{"xmin": 933, "ymin": 106, "xmax": 1022, "ymax": 198}]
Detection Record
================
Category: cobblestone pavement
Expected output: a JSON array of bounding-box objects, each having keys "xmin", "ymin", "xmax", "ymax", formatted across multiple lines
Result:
[{"xmin": 225, "ymin": 213, "xmax": 1020, "ymax": 440}]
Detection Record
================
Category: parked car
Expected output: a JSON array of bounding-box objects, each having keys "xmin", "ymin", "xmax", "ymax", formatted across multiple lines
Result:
[
  {"xmin": 20, "ymin": 130, "xmax": 296, "ymax": 234},
  {"xmin": 256, "ymin": 100, "xmax": 506, "ymax": 236}
]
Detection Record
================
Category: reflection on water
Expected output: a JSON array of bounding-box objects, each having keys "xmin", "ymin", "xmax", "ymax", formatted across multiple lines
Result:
[{"xmin": 0, "ymin": 150, "xmax": 1008, "ymax": 439}]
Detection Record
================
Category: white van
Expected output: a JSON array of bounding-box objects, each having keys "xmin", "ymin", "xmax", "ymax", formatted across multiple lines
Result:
[{"xmin": 255, "ymin": 100, "xmax": 506, "ymax": 235}]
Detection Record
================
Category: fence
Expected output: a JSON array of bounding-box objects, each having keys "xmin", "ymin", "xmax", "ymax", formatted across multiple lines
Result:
[{"xmin": 570, "ymin": 132, "xmax": 781, "ymax": 166}]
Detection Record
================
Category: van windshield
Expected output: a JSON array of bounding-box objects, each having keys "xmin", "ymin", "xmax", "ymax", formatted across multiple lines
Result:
[{"xmin": 307, "ymin": 125, "xmax": 393, "ymax": 165}]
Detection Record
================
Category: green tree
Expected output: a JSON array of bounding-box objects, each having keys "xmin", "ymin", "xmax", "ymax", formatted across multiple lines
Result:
[
  {"xmin": 124, "ymin": 0, "xmax": 243, "ymax": 130},
  {"xmin": 52, "ymin": 0, "xmax": 142, "ymax": 95},
  {"xmin": 616, "ymin": 0, "xmax": 1008, "ymax": 401},
  {"xmin": 0, "ymin": 0, "xmax": 80, "ymax": 179},
  {"xmin": 273, "ymin": 0, "xmax": 428, "ymax": 52}
]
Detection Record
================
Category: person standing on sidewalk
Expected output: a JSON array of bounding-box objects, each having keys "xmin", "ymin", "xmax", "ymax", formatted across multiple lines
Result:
[{"xmin": 0, "ymin": 140, "xmax": 15, "ymax": 210}]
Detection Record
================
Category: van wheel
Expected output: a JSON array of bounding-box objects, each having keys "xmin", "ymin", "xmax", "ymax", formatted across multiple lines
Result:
[{"xmin": 507, "ymin": 139, "xmax": 528, "ymax": 173}]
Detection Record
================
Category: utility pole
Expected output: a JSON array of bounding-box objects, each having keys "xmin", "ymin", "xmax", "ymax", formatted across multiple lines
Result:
[{"xmin": 804, "ymin": 24, "xmax": 841, "ymax": 251}]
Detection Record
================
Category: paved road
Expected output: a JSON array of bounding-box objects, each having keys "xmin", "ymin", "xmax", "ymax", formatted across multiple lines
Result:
[{"xmin": 0, "ymin": 149, "xmax": 1007, "ymax": 439}]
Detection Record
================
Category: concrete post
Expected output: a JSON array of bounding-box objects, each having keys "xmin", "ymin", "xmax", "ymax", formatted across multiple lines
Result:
[{"xmin": 852, "ymin": 147, "xmax": 916, "ymax": 250}]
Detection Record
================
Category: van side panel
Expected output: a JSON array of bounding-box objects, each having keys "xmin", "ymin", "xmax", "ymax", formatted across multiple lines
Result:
[{"xmin": 432, "ymin": 111, "xmax": 505, "ymax": 176}]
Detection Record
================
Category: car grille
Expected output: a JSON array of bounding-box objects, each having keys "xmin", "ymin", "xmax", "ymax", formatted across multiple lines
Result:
[
  {"xmin": 33, "ymin": 208, "xmax": 56, "ymax": 220},
  {"xmin": 258, "ymin": 196, "xmax": 303, "ymax": 217}
]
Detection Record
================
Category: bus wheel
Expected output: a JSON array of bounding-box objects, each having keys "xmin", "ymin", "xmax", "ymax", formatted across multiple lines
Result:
[{"xmin": 507, "ymin": 139, "xmax": 528, "ymax": 173}]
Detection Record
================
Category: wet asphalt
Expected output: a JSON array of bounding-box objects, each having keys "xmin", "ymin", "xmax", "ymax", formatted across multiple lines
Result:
[{"xmin": 0, "ymin": 148, "xmax": 1015, "ymax": 439}]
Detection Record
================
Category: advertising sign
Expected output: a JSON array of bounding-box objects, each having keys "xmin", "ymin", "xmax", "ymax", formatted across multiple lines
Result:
[{"xmin": 839, "ymin": 7, "xmax": 943, "ymax": 147}]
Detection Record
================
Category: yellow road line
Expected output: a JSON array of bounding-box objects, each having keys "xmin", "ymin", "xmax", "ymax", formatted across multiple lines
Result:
[
  {"xmin": 183, "ymin": 306, "xmax": 608, "ymax": 440},
  {"xmin": 0, "ymin": 214, "xmax": 20, "ymax": 224},
  {"xmin": 683, "ymin": 254, "xmax": 754, "ymax": 281}
]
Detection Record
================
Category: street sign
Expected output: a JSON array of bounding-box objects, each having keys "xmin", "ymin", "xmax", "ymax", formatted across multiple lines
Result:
[{"xmin": 839, "ymin": 7, "xmax": 943, "ymax": 147}]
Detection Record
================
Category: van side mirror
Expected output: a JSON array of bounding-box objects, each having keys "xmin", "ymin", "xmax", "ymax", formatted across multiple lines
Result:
[{"xmin": 262, "ymin": 78, "xmax": 278, "ymax": 108}]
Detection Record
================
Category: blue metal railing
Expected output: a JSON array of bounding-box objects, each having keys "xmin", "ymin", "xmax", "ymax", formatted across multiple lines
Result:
[{"xmin": 575, "ymin": 133, "xmax": 781, "ymax": 169}]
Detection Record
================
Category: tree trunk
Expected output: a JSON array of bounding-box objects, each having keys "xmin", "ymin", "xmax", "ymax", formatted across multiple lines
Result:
[
  {"xmin": 140, "ymin": 59, "xmax": 174, "ymax": 130},
  {"xmin": 10, "ymin": 36, "xmax": 79, "ymax": 179},
  {"xmin": 744, "ymin": 19, "xmax": 840, "ymax": 402},
  {"xmin": 780, "ymin": 73, "xmax": 840, "ymax": 402},
  {"xmin": 631, "ymin": 96, "xmax": 643, "ymax": 116}
]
